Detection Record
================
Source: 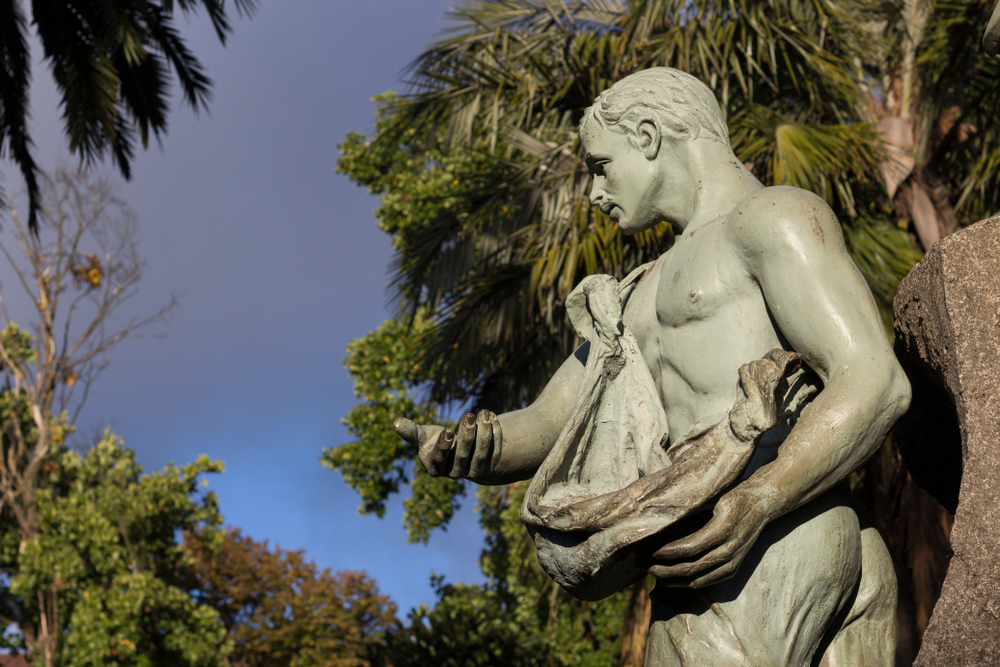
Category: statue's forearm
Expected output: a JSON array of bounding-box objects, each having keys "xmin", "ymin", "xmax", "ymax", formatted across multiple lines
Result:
[
  {"xmin": 743, "ymin": 361, "xmax": 911, "ymax": 517},
  {"xmin": 473, "ymin": 406, "xmax": 565, "ymax": 485},
  {"xmin": 472, "ymin": 347, "xmax": 587, "ymax": 486}
]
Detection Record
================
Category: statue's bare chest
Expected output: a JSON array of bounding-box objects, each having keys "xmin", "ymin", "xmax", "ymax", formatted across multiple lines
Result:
[
  {"xmin": 655, "ymin": 230, "xmax": 743, "ymax": 328},
  {"xmin": 623, "ymin": 220, "xmax": 778, "ymax": 413},
  {"xmin": 625, "ymin": 222, "xmax": 749, "ymax": 333}
]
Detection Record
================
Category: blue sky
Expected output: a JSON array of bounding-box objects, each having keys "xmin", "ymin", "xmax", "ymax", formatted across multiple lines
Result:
[{"xmin": 0, "ymin": 0, "xmax": 488, "ymax": 615}]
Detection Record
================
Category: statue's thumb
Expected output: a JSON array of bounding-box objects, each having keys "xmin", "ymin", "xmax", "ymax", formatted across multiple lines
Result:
[{"xmin": 394, "ymin": 418, "xmax": 422, "ymax": 445}]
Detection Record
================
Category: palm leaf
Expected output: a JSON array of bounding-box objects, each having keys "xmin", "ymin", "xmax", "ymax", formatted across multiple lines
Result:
[
  {"xmin": 3, "ymin": 0, "xmax": 255, "ymax": 231},
  {"xmin": 367, "ymin": 0, "xmax": 886, "ymax": 409},
  {"xmin": 0, "ymin": 0, "xmax": 39, "ymax": 228}
]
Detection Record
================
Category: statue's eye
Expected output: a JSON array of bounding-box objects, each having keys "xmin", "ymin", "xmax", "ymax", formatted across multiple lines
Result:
[{"xmin": 590, "ymin": 159, "xmax": 609, "ymax": 176}]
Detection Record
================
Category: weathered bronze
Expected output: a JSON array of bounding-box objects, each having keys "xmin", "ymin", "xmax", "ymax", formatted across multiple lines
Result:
[{"xmin": 396, "ymin": 67, "xmax": 910, "ymax": 666}]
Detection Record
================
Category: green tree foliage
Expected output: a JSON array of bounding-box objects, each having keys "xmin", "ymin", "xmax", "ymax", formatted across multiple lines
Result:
[
  {"xmin": 374, "ymin": 484, "xmax": 638, "ymax": 667},
  {"xmin": 0, "ymin": 169, "xmax": 176, "ymax": 665},
  {"xmin": 184, "ymin": 528, "xmax": 398, "ymax": 667},
  {"xmin": 378, "ymin": 581, "xmax": 547, "ymax": 667},
  {"xmin": 476, "ymin": 483, "xmax": 638, "ymax": 667},
  {"xmin": 321, "ymin": 313, "xmax": 462, "ymax": 543},
  {"xmin": 0, "ymin": 0, "xmax": 256, "ymax": 230},
  {"xmin": 0, "ymin": 430, "xmax": 229, "ymax": 667},
  {"xmin": 894, "ymin": 0, "xmax": 1000, "ymax": 230}
]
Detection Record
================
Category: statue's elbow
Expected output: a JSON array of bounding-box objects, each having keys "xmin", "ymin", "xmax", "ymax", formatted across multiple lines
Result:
[{"xmin": 885, "ymin": 363, "xmax": 912, "ymax": 422}]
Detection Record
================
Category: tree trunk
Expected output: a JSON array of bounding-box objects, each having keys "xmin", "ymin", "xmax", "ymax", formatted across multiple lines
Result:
[{"xmin": 618, "ymin": 578, "xmax": 651, "ymax": 667}]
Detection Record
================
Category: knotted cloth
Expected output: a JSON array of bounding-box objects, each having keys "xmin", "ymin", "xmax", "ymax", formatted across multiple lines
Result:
[{"xmin": 521, "ymin": 271, "xmax": 801, "ymax": 600}]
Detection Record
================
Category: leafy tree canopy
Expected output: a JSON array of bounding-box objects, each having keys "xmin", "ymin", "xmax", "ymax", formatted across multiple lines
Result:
[
  {"xmin": 0, "ymin": 428, "xmax": 228, "ymax": 667},
  {"xmin": 320, "ymin": 312, "xmax": 462, "ymax": 543},
  {"xmin": 372, "ymin": 483, "xmax": 640, "ymax": 667},
  {"xmin": 185, "ymin": 527, "xmax": 398, "ymax": 667}
]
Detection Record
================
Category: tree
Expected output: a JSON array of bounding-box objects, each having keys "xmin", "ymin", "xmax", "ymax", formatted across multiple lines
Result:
[
  {"xmin": 184, "ymin": 528, "xmax": 398, "ymax": 667},
  {"xmin": 0, "ymin": 168, "xmax": 177, "ymax": 665},
  {"xmin": 0, "ymin": 0, "xmax": 256, "ymax": 231},
  {"xmin": 376, "ymin": 581, "xmax": 548, "ymax": 667},
  {"xmin": 320, "ymin": 312, "xmax": 463, "ymax": 543},
  {"xmin": 325, "ymin": 290, "xmax": 643, "ymax": 667},
  {"xmin": 0, "ymin": 430, "xmax": 229, "ymax": 667},
  {"xmin": 372, "ymin": 484, "xmax": 639, "ymax": 667},
  {"xmin": 330, "ymin": 0, "xmax": 909, "ymax": 576},
  {"xmin": 333, "ymin": 0, "xmax": 999, "ymax": 661}
]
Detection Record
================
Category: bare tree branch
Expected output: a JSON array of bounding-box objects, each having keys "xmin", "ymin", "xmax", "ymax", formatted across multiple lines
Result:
[{"xmin": 0, "ymin": 167, "xmax": 176, "ymax": 661}]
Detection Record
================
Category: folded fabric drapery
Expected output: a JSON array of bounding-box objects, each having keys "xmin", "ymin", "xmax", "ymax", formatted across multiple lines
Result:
[{"xmin": 521, "ymin": 271, "xmax": 801, "ymax": 600}]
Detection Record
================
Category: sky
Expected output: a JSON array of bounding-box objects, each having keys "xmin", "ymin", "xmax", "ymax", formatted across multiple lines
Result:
[{"xmin": 0, "ymin": 0, "xmax": 489, "ymax": 615}]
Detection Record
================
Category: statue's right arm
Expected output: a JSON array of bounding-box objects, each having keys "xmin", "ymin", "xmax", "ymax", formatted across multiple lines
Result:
[{"xmin": 394, "ymin": 342, "xmax": 589, "ymax": 486}]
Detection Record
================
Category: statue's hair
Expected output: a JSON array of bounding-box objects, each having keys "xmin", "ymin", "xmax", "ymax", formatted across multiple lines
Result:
[{"xmin": 580, "ymin": 68, "xmax": 730, "ymax": 147}]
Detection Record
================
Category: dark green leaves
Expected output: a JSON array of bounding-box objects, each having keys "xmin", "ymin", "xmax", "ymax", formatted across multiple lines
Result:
[
  {"xmin": 9, "ymin": 430, "xmax": 228, "ymax": 667},
  {"xmin": 0, "ymin": 0, "xmax": 39, "ymax": 228},
  {"xmin": 321, "ymin": 313, "xmax": 462, "ymax": 543}
]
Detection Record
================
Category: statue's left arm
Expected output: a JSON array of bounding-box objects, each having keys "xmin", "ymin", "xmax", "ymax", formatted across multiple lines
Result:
[{"xmin": 648, "ymin": 187, "xmax": 911, "ymax": 587}]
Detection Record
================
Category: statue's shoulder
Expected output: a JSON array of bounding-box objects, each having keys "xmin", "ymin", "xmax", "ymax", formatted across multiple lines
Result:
[{"xmin": 725, "ymin": 185, "xmax": 844, "ymax": 259}]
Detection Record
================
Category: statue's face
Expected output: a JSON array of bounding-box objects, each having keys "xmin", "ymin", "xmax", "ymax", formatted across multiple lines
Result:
[{"xmin": 581, "ymin": 121, "xmax": 694, "ymax": 234}]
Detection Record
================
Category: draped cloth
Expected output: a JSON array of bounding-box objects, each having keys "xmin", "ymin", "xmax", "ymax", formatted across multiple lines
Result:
[{"xmin": 520, "ymin": 269, "xmax": 802, "ymax": 601}]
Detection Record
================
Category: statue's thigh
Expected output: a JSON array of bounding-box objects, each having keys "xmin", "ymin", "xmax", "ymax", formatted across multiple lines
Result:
[
  {"xmin": 647, "ymin": 488, "xmax": 865, "ymax": 667},
  {"xmin": 814, "ymin": 524, "xmax": 897, "ymax": 666}
]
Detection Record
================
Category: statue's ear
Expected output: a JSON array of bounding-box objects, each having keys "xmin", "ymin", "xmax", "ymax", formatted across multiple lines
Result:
[{"xmin": 637, "ymin": 120, "xmax": 661, "ymax": 160}]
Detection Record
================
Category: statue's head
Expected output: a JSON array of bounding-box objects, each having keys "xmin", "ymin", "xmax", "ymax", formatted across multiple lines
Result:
[{"xmin": 579, "ymin": 67, "xmax": 730, "ymax": 233}]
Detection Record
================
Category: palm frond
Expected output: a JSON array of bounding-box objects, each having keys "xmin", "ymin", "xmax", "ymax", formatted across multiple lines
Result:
[
  {"xmin": 2, "ymin": 0, "xmax": 253, "ymax": 231},
  {"xmin": 842, "ymin": 214, "xmax": 924, "ymax": 327},
  {"xmin": 0, "ymin": 0, "xmax": 39, "ymax": 228},
  {"xmin": 730, "ymin": 105, "xmax": 886, "ymax": 215},
  {"xmin": 348, "ymin": 0, "xmax": 892, "ymax": 410},
  {"xmin": 918, "ymin": 0, "xmax": 1000, "ymax": 222}
]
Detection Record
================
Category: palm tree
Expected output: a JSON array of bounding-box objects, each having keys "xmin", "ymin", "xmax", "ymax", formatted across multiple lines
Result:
[
  {"xmin": 0, "ymin": 0, "xmax": 255, "ymax": 231},
  {"xmin": 845, "ymin": 0, "xmax": 1000, "ymax": 659},
  {"xmin": 337, "ymin": 0, "xmax": 999, "ymax": 661},
  {"xmin": 375, "ymin": 0, "xmax": 914, "ymax": 414}
]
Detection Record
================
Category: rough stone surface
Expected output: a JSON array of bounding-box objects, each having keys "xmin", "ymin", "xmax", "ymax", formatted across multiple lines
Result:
[{"xmin": 893, "ymin": 214, "xmax": 1000, "ymax": 666}]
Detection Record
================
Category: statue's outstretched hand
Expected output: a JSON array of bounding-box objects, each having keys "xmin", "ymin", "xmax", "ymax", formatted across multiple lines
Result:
[
  {"xmin": 643, "ymin": 483, "xmax": 774, "ymax": 588},
  {"xmin": 394, "ymin": 410, "xmax": 502, "ymax": 481}
]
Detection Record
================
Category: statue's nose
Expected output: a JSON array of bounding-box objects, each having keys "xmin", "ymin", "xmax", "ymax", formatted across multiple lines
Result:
[{"xmin": 589, "ymin": 182, "xmax": 605, "ymax": 206}]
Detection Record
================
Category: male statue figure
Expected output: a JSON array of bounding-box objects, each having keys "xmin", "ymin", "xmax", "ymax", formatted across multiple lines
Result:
[{"xmin": 396, "ymin": 68, "xmax": 910, "ymax": 666}]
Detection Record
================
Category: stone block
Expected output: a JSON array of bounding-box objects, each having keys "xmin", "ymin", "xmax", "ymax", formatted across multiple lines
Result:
[{"xmin": 893, "ymin": 214, "xmax": 1000, "ymax": 666}]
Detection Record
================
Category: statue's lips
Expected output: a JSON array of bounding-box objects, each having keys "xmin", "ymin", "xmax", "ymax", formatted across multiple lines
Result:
[{"xmin": 599, "ymin": 202, "xmax": 620, "ymax": 220}]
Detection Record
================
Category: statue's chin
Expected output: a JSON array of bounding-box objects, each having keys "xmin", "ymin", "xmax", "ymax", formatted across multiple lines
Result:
[
  {"xmin": 618, "ymin": 218, "xmax": 659, "ymax": 236},
  {"xmin": 616, "ymin": 216, "xmax": 642, "ymax": 236}
]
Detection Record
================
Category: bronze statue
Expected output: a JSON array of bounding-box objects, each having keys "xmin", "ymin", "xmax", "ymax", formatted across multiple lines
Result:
[{"xmin": 397, "ymin": 67, "xmax": 910, "ymax": 666}]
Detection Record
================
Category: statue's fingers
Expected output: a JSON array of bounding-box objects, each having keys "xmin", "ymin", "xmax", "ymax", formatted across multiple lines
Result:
[
  {"xmin": 450, "ymin": 413, "xmax": 477, "ymax": 479},
  {"xmin": 651, "ymin": 519, "xmax": 729, "ymax": 561},
  {"xmin": 647, "ymin": 541, "xmax": 732, "ymax": 582},
  {"xmin": 394, "ymin": 418, "xmax": 423, "ymax": 446},
  {"xmin": 429, "ymin": 428, "xmax": 455, "ymax": 475},
  {"xmin": 687, "ymin": 540, "xmax": 747, "ymax": 588},
  {"xmin": 647, "ymin": 570, "xmax": 699, "ymax": 587},
  {"xmin": 489, "ymin": 412, "xmax": 503, "ymax": 469},
  {"xmin": 690, "ymin": 558, "xmax": 740, "ymax": 588},
  {"xmin": 469, "ymin": 410, "xmax": 494, "ymax": 478}
]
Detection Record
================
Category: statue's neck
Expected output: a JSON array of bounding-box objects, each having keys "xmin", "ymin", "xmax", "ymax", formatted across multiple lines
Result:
[{"xmin": 676, "ymin": 149, "xmax": 763, "ymax": 237}]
